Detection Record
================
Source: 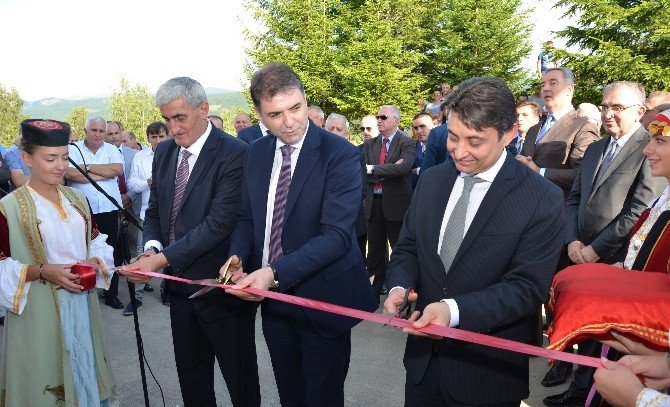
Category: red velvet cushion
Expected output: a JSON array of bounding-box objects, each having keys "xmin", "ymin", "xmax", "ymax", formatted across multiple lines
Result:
[{"xmin": 548, "ymin": 264, "xmax": 670, "ymax": 352}]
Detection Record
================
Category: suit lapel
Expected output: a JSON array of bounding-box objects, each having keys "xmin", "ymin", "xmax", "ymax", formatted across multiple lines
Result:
[
  {"xmin": 371, "ymin": 136, "xmax": 382, "ymax": 164},
  {"xmin": 449, "ymin": 154, "xmax": 517, "ymax": 272},
  {"xmin": 592, "ymin": 127, "xmax": 645, "ymax": 193},
  {"xmin": 284, "ymin": 126, "xmax": 321, "ymax": 221},
  {"xmin": 538, "ymin": 111, "xmax": 572, "ymax": 145},
  {"xmin": 386, "ymin": 132, "xmax": 401, "ymax": 162},
  {"xmin": 165, "ymin": 143, "xmax": 180, "ymax": 215}
]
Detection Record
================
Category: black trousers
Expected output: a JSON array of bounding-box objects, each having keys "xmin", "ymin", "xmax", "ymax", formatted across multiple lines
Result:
[
  {"xmin": 405, "ymin": 354, "xmax": 521, "ymax": 407},
  {"xmin": 262, "ymin": 301, "xmax": 351, "ymax": 407},
  {"xmin": 93, "ymin": 210, "xmax": 120, "ymax": 297},
  {"xmin": 366, "ymin": 196, "xmax": 402, "ymax": 302},
  {"xmin": 170, "ymin": 295, "xmax": 261, "ymax": 407}
]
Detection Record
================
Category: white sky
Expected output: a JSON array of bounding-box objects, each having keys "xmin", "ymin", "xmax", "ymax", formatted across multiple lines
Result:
[{"xmin": 0, "ymin": 0, "xmax": 577, "ymax": 101}]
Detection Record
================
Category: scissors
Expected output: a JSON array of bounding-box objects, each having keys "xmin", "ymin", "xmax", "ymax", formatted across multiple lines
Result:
[
  {"xmin": 394, "ymin": 288, "xmax": 417, "ymax": 319},
  {"xmin": 188, "ymin": 256, "xmax": 236, "ymax": 299}
]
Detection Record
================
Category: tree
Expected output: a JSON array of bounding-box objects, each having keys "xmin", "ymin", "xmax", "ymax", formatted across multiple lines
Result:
[
  {"xmin": 109, "ymin": 77, "xmax": 162, "ymax": 144},
  {"xmin": 554, "ymin": 0, "xmax": 670, "ymax": 103},
  {"xmin": 0, "ymin": 84, "xmax": 27, "ymax": 147},
  {"xmin": 65, "ymin": 107, "xmax": 88, "ymax": 141},
  {"xmin": 244, "ymin": 0, "xmax": 533, "ymax": 131}
]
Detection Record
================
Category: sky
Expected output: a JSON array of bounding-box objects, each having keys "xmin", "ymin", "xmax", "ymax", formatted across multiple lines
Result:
[{"xmin": 0, "ymin": 0, "xmax": 578, "ymax": 102}]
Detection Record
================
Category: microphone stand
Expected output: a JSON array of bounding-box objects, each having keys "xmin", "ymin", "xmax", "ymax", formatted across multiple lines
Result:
[{"xmin": 67, "ymin": 156, "xmax": 151, "ymax": 407}]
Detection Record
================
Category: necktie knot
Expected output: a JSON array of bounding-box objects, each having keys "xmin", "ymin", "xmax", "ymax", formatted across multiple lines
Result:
[
  {"xmin": 181, "ymin": 149, "xmax": 192, "ymax": 160},
  {"xmin": 280, "ymin": 145, "xmax": 295, "ymax": 158},
  {"xmin": 462, "ymin": 175, "xmax": 484, "ymax": 192}
]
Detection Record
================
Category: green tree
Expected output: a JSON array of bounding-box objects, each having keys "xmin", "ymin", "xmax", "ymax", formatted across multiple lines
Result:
[
  {"xmin": 65, "ymin": 107, "xmax": 88, "ymax": 141},
  {"xmin": 0, "ymin": 85, "xmax": 27, "ymax": 147},
  {"xmin": 109, "ymin": 77, "xmax": 162, "ymax": 143},
  {"xmin": 554, "ymin": 0, "xmax": 670, "ymax": 103}
]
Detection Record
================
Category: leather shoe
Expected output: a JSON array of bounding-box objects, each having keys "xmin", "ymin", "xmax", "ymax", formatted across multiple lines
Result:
[
  {"xmin": 543, "ymin": 388, "xmax": 588, "ymax": 407},
  {"xmin": 541, "ymin": 361, "xmax": 573, "ymax": 387},
  {"xmin": 143, "ymin": 283, "xmax": 154, "ymax": 292},
  {"xmin": 104, "ymin": 296, "xmax": 124, "ymax": 310}
]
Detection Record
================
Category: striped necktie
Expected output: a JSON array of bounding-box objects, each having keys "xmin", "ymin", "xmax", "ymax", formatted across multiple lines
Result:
[
  {"xmin": 268, "ymin": 145, "xmax": 295, "ymax": 263},
  {"xmin": 168, "ymin": 149, "xmax": 192, "ymax": 245}
]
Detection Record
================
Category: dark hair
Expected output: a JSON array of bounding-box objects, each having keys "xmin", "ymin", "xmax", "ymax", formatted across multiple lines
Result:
[
  {"xmin": 207, "ymin": 115, "xmax": 223, "ymax": 123},
  {"xmin": 413, "ymin": 112, "xmax": 433, "ymax": 121},
  {"xmin": 250, "ymin": 62, "xmax": 305, "ymax": 109},
  {"xmin": 146, "ymin": 121, "xmax": 168, "ymax": 136},
  {"xmin": 516, "ymin": 101, "xmax": 541, "ymax": 117},
  {"xmin": 445, "ymin": 77, "xmax": 516, "ymax": 138},
  {"xmin": 20, "ymin": 138, "xmax": 37, "ymax": 155}
]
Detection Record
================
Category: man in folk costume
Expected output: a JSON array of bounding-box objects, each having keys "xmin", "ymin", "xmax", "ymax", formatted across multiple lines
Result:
[{"xmin": 0, "ymin": 119, "xmax": 114, "ymax": 406}]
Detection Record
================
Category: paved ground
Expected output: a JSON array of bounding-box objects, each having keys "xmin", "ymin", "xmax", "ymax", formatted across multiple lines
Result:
[{"xmin": 0, "ymin": 286, "xmax": 574, "ymax": 406}]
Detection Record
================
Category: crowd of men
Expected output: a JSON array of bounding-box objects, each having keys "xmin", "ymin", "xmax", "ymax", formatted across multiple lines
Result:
[{"xmin": 3, "ymin": 61, "xmax": 670, "ymax": 406}]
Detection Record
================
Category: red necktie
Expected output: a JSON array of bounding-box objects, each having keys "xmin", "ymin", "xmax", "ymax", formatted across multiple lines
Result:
[{"xmin": 374, "ymin": 138, "xmax": 388, "ymax": 193}]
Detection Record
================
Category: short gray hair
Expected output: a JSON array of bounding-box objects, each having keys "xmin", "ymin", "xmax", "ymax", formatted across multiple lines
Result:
[
  {"xmin": 325, "ymin": 113, "xmax": 349, "ymax": 130},
  {"xmin": 380, "ymin": 105, "xmax": 401, "ymax": 121},
  {"xmin": 545, "ymin": 67, "xmax": 575, "ymax": 85},
  {"xmin": 85, "ymin": 116, "xmax": 106, "ymax": 131},
  {"xmin": 155, "ymin": 77, "xmax": 208, "ymax": 109},
  {"xmin": 603, "ymin": 81, "xmax": 646, "ymax": 105},
  {"xmin": 308, "ymin": 106, "xmax": 325, "ymax": 120}
]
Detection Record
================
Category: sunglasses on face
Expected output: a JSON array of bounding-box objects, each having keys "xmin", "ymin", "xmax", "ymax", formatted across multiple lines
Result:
[
  {"xmin": 359, "ymin": 126, "xmax": 373, "ymax": 132},
  {"xmin": 376, "ymin": 115, "xmax": 392, "ymax": 121}
]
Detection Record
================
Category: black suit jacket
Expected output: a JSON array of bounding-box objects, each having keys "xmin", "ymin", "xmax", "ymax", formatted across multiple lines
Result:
[
  {"xmin": 388, "ymin": 153, "xmax": 565, "ymax": 403},
  {"xmin": 143, "ymin": 126, "xmax": 251, "ymax": 321},
  {"xmin": 237, "ymin": 124, "xmax": 263, "ymax": 144},
  {"xmin": 421, "ymin": 122, "xmax": 450, "ymax": 173},
  {"xmin": 363, "ymin": 130, "xmax": 416, "ymax": 221}
]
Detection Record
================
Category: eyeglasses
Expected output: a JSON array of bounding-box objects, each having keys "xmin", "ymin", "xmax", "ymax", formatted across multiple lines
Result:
[
  {"xmin": 359, "ymin": 126, "xmax": 373, "ymax": 132},
  {"xmin": 599, "ymin": 104, "xmax": 640, "ymax": 113},
  {"xmin": 376, "ymin": 115, "xmax": 393, "ymax": 121}
]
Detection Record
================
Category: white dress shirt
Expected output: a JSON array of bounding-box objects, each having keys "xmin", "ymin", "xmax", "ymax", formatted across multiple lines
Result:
[
  {"xmin": 144, "ymin": 122, "xmax": 212, "ymax": 252},
  {"xmin": 437, "ymin": 150, "xmax": 508, "ymax": 327},
  {"xmin": 261, "ymin": 124, "xmax": 309, "ymax": 267},
  {"xmin": 68, "ymin": 141, "xmax": 124, "ymax": 214},
  {"xmin": 127, "ymin": 147, "xmax": 154, "ymax": 219}
]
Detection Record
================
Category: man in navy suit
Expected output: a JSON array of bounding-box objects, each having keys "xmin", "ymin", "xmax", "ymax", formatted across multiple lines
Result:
[
  {"xmin": 421, "ymin": 121, "xmax": 449, "ymax": 173},
  {"xmin": 238, "ymin": 122, "xmax": 265, "ymax": 144},
  {"xmin": 120, "ymin": 77, "xmax": 260, "ymax": 407},
  {"xmin": 384, "ymin": 77, "xmax": 565, "ymax": 406},
  {"xmin": 226, "ymin": 63, "xmax": 377, "ymax": 406},
  {"xmin": 411, "ymin": 112, "xmax": 434, "ymax": 188}
]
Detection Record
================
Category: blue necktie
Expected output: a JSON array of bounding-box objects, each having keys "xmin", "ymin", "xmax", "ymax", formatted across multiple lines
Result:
[{"xmin": 536, "ymin": 115, "xmax": 555, "ymax": 144}]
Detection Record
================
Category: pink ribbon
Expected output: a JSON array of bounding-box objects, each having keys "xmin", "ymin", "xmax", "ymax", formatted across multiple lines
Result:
[{"xmin": 131, "ymin": 269, "xmax": 603, "ymax": 369}]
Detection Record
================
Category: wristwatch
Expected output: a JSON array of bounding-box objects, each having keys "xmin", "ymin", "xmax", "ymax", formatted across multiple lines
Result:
[{"xmin": 268, "ymin": 265, "xmax": 279, "ymax": 290}]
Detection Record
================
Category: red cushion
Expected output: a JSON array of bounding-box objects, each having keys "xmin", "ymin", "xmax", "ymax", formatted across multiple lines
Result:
[{"xmin": 548, "ymin": 264, "xmax": 670, "ymax": 352}]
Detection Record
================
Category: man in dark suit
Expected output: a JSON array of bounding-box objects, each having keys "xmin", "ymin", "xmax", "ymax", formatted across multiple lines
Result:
[
  {"xmin": 226, "ymin": 63, "xmax": 377, "ymax": 407},
  {"xmin": 544, "ymin": 82, "xmax": 667, "ymax": 406},
  {"xmin": 518, "ymin": 67, "xmax": 600, "ymax": 200},
  {"xmin": 364, "ymin": 105, "xmax": 416, "ymax": 301},
  {"xmin": 384, "ymin": 77, "xmax": 565, "ymax": 406},
  {"xmin": 120, "ymin": 77, "xmax": 260, "ymax": 407},
  {"xmin": 411, "ymin": 112, "xmax": 433, "ymax": 189},
  {"xmin": 238, "ymin": 122, "xmax": 265, "ymax": 144},
  {"xmin": 421, "ymin": 121, "xmax": 450, "ymax": 173}
]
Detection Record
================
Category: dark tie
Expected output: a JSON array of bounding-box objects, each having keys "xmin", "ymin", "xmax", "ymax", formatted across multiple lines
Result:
[
  {"xmin": 439, "ymin": 176, "xmax": 485, "ymax": 274},
  {"xmin": 268, "ymin": 145, "xmax": 295, "ymax": 263},
  {"xmin": 595, "ymin": 140, "xmax": 617, "ymax": 185},
  {"xmin": 169, "ymin": 150, "xmax": 192, "ymax": 245},
  {"xmin": 536, "ymin": 114, "xmax": 555, "ymax": 144},
  {"xmin": 374, "ymin": 138, "xmax": 389, "ymax": 193}
]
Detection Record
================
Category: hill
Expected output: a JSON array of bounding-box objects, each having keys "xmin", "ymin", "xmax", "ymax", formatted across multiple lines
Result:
[{"xmin": 22, "ymin": 90, "xmax": 249, "ymax": 120}]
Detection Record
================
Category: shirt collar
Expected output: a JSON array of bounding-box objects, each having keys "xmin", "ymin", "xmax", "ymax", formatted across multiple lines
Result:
[
  {"xmin": 381, "ymin": 129, "xmax": 398, "ymax": 144},
  {"xmin": 548, "ymin": 105, "xmax": 574, "ymax": 122},
  {"xmin": 459, "ymin": 149, "xmax": 507, "ymax": 183},
  {"xmin": 611, "ymin": 123, "xmax": 641, "ymax": 149},
  {"xmin": 259, "ymin": 121, "xmax": 269, "ymax": 136},
  {"xmin": 180, "ymin": 121, "xmax": 212, "ymax": 158},
  {"xmin": 274, "ymin": 121, "xmax": 309, "ymax": 151}
]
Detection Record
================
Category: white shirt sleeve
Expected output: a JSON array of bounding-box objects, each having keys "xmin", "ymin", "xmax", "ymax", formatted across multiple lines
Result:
[
  {"xmin": 0, "ymin": 258, "xmax": 30, "ymax": 314},
  {"xmin": 637, "ymin": 388, "xmax": 670, "ymax": 406},
  {"xmin": 440, "ymin": 299, "xmax": 460, "ymax": 327},
  {"xmin": 127, "ymin": 156, "xmax": 149, "ymax": 194},
  {"xmin": 89, "ymin": 232, "xmax": 114, "ymax": 289}
]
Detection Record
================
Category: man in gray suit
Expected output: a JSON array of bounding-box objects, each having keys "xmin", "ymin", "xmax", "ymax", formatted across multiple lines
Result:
[
  {"xmin": 364, "ymin": 105, "xmax": 416, "ymax": 302},
  {"xmin": 544, "ymin": 81, "xmax": 667, "ymax": 407}
]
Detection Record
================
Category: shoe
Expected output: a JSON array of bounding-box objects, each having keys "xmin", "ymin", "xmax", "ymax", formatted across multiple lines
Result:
[
  {"xmin": 162, "ymin": 294, "xmax": 170, "ymax": 307},
  {"xmin": 143, "ymin": 283, "xmax": 154, "ymax": 292},
  {"xmin": 104, "ymin": 296, "xmax": 124, "ymax": 310},
  {"xmin": 123, "ymin": 300, "xmax": 143, "ymax": 316},
  {"xmin": 543, "ymin": 388, "xmax": 588, "ymax": 407},
  {"xmin": 541, "ymin": 361, "xmax": 573, "ymax": 387}
]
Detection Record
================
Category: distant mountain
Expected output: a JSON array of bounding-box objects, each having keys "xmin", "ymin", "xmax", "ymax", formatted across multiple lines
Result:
[{"xmin": 22, "ymin": 91, "xmax": 249, "ymax": 120}]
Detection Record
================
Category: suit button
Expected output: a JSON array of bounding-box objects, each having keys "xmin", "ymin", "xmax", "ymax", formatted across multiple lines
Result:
[{"xmin": 442, "ymin": 287, "xmax": 448, "ymax": 295}]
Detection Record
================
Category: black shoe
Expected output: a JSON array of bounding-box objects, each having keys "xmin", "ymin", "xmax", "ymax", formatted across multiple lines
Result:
[
  {"xmin": 543, "ymin": 388, "xmax": 588, "ymax": 407},
  {"xmin": 541, "ymin": 361, "xmax": 573, "ymax": 387},
  {"xmin": 143, "ymin": 283, "xmax": 154, "ymax": 292},
  {"xmin": 104, "ymin": 296, "xmax": 124, "ymax": 310},
  {"xmin": 123, "ymin": 300, "xmax": 143, "ymax": 316}
]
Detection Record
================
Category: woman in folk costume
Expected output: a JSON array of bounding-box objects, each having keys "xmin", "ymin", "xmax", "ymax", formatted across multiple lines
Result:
[
  {"xmin": 0, "ymin": 119, "xmax": 114, "ymax": 406},
  {"xmin": 593, "ymin": 109, "xmax": 670, "ymax": 406}
]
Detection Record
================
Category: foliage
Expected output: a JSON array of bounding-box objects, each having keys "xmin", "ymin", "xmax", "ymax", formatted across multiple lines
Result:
[
  {"xmin": 109, "ymin": 77, "xmax": 163, "ymax": 144},
  {"xmin": 65, "ymin": 107, "xmax": 88, "ymax": 140},
  {"xmin": 244, "ymin": 0, "xmax": 533, "ymax": 134},
  {"xmin": 554, "ymin": 0, "xmax": 670, "ymax": 104},
  {"xmin": 0, "ymin": 84, "xmax": 27, "ymax": 147}
]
